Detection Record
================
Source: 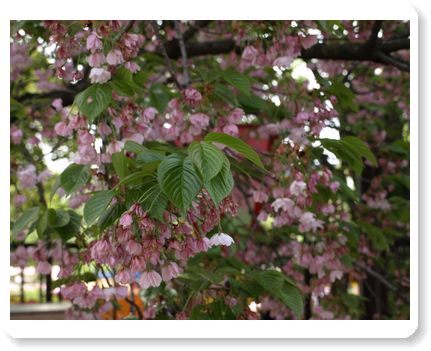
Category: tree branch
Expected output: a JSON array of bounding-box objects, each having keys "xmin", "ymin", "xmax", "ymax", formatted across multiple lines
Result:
[
  {"xmin": 150, "ymin": 21, "xmax": 182, "ymax": 90},
  {"xmin": 174, "ymin": 21, "xmax": 190, "ymax": 88}
]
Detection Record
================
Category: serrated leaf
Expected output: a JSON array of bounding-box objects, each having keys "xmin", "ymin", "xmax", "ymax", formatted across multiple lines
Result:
[
  {"xmin": 98, "ymin": 202, "xmax": 126, "ymax": 232},
  {"xmin": 253, "ymin": 270, "xmax": 284, "ymax": 292},
  {"xmin": 55, "ymin": 210, "xmax": 82, "ymax": 242},
  {"xmin": 36, "ymin": 210, "xmax": 49, "ymax": 238},
  {"xmin": 117, "ymin": 162, "xmax": 160, "ymax": 187},
  {"xmin": 112, "ymin": 152, "xmax": 129, "ymax": 180},
  {"xmin": 124, "ymin": 140, "xmax": 147, "ymax": 154},
  {"xmin": 204, "ymin": 132, "xmax": 265, "ymax": 169},
  {"xmin": 12, "ymin": 207, "xmax": 39, "ymax": 240},
  {"xmin": 210, "ymin": 83, "xmax": 238, "ymax": 107},
  {"xmin": 275, "ymin": 284, "xmax": 303, "ymax": 319},
  {"xmin": 157, "ymin": 154, "xmax": 202, "ymax": 215},
  {"xmin": 83, "ymin": 190, "xmax": 115, "ymax": 225},
  {"xmin": 138, "ymin": 178, "xmax": 169, "ymax": 221},
  {"xmin": 342, "ymin": 136, "xmax": 377, "ymax": 166},
  {"xmin": 189, "ymin": 141, "xmax": 225, "ymax": 181},
  {"xmin": 49, "ymin": 208, "xmax": 70, "ymax": 228},
  {"xmin": 221, "ymin": 69, "xmax": 251, "ymax": 97},
  {"xmin": 74, "ymin": 84, "xmax": 112, "ymax": 121},
  {"xmin": 50, "ymin": 176, "xmax": 61, "ymax": 201},
  {"xmin": 110, "ymin": 67, "xmax": 140, "ymax": 96},
  {"xmin": 136, "ymin": 150, "xmax": 165, "ymax": 165},
  {"xmin": 204, "ymin": 158, "xmax": 234, "ymax": 206},
  {"xmin": 60, "ymin": 164, "xmax": 91, "ymax": 194}
]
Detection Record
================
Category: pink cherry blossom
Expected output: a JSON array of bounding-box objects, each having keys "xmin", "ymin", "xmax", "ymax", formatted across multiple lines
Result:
[
  {"xmin": 54, "ymin": 121, "xmax": 71, "ymax": 137},
  {"xmin": 17, "ymin": 164, "xmax": 37, "ymax": 189},
  {"xmin": 183, "ymin": 88, "xmax": 202, "ymax": 106},
  {"xmin": 161, "ymin": 262, "xmax": 182, "ymax": 281},
  {"xmin": 298, "ymin": 212, "xmax": 324, "ymax": 233},
  {"xmin": 189, "ymin": 113, "xmax": 210, "ymax": 129},
  {"xmin": 36, "ymin": 261, "xmax": 52, "ymax": 275},
  {"xmin": 289, "ymin": 180, "xmax": 307, "ymax": 197},
  {"xmin": 88, "ymin": 52, "xmax": 106, "ymax": 67},
  {"xmin": 138, "ymin": 271, "xmax": 162, "ymax": 288},
  {"xmin": 124, "ymin": 61, "xmax": 140, "ymax": 73},
  {"xmin": 11, "ymin": 126, "xmax": 23, "ymax": 144},
  {"xmin": 271, "ymin": 198, "xmax": 294, "ymax": 212},
  {"xmin": 209, "ymin": 233, "xmax": 235, "ymax": 247},
  {"xmin": 89, "ymin": 67, "xmax": 111, "ymax": 84},
  {"xmin": 241, "ymin": 45, "xmax": 259, "ymax": 64},
  {"xmin": 13, "ymin": 194, "xmax": 27, "ymax": 206},
  {"xmin": 86, "ymin": 32, "xmax": 102, "ymax": 52},
  {"xmin": 106, "ymin": 49, "xmax": 124, "ymax": 66}
]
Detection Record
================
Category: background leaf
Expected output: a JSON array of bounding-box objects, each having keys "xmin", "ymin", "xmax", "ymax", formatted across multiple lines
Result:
[
  {"xmin": 60, "ymin": 164, "xmax": 91, "ymax": 194},
  {"xmin": 83, "ymin": 190, "xmax": 115, "ymax": 225},
  {"xmin": 74, "ymin": 84, "xmax": 112, "ymax": 121}
]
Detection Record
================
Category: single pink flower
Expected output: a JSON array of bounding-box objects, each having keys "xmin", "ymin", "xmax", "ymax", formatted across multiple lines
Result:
[
  {"xmin": 89, "ymin": 67, "xmax": 111, "ymax": 84},
  {"xmin": 106, "ymin": 49, "xmax": 124, "ymax": 66},
  {"xmin": 209, "ymin": 233, "xmax": 235, "ymax": 247},
  {"xmin": 161, "ymin": 262, "xmax": 182, "ymax": 282},
  {"xmin": 86, "ymin": 32, "xmax": 102, "ymax": 52},
  {"xmin": 138, "ymin": 271, "xmax": 162, "ymax": 289},
  {"xmin": 119, "ymin": 212, "xmax": 133, "ymax": 227}
]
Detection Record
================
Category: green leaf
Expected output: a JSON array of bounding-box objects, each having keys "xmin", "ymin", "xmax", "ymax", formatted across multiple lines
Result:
[
  {"xmin": 60, "ymin": 164, "xmax": 91, "ymax": 194},
  {"xmin": 358, "ymin": 221, "xmax": 389, "ymax": 251},
  {"xmin": 83, "ymin": 190, "xmax": 115, "ymax": 225},
  {"xmin": 157, "ymin": 154, "xmax": 202, "ymax": 215},
  {"xmin": 98, "ymin": 202, "xmax": 126, "ymax": 232},
  {"xmin": 274, "ymin": 284, "xmax": 304, "ymax": 319},
  {"xmin": 149, "ymin": 83, "xmax": 171, "ymax": 113},
  {"xmin": 55, "ymin": 210, "xmax": 82, "ymax": 242},
  {"xmin": 342, "ymin": 136, "xmax": 377, "ymax": 166},
  {"xmin": 49, "ymin": 176, "xmax": 61, "ymax": 201},
  {"xmin": 51, "ymin": 209, "xmax": 71, "ymax": 228},
  {"xmin": 326, "ymin": 79, "xmax": 358, "ymax": 113},
  {"xmin": 204, "ymin": 132, "xmax": 265, "ymax": 169},
  {"xmin": 253, "ymin": 270, "xmax": 284, "ymax": 292},
  {"xmin": 320, "ymin": 138, "xmax": 364, "ymax": 175},
  {"xmin": 136, "ymin": 150, "xmax": 165, "ymax": 165},
  {"xmin": 221, "ymin": 69, "xmax": 251, "ymax": 97},
  {"xmin": 117, "ymin": 162, "xmax": 160, "ymax": 187},
  {"xmin": 36, "ymin": 210, "xmax": 49, "ymax": 238},
  {"xmin": 204, "ymin": 158, "xmax": 234, "ymax": 206},
  {"xmin": 110, "ymin": 67, "xmax": 140, "ymax": 96},
  {"xmin": 210, "ymin": 83, "xmax": 238, "ymax": 107},
  {"xmin": 252, "ymin": 270, "xmax": 303, "ymax": 318},
  {"xmin": 138, "ymin": 178, "xmax": 169, "ymax": 221},
  {"xmin": 111, "ymin": 152, "xmax": 129, "ymax": 180},
  {"xmin": 12, "ymin": 207, "xmax": 39, "ymax": 240},
  {"xmin": 188, "ymin": 141, "xmax": 225, "ymax": 181},
  {"xmin": 124, "ymin": 140, "xmax": 147, "ymax": 154},
  {"xmin": 74, "ymin": 84, "xmax": 112, "ymax": 121}
]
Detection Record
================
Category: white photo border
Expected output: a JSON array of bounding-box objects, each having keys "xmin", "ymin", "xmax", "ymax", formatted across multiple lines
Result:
[{"xmin": 1, "ymin": 0, "xmax": 418, "ymax": 339}]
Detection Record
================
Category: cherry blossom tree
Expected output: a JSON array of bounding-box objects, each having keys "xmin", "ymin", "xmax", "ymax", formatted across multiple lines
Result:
[{"xmin": 10, "ymin": 20, "xmax": 410, "ymax": 320}]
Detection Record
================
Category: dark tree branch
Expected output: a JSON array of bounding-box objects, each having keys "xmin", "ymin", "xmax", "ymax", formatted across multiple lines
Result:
[
  {"xmin": 13, "ymin": 31, "xmax": 410, "ymax": 108},
  {"xmin": 367, "ymin": 20, "xmax": 383, "ymax": 48},
  {"xmin": 183, "ymin": 20, "xmax": 212, "ymax": 42},
  {"xmin": 161, "ymin": 35, "xmax": 410, "ymax": 71},
  {"xmin": 175, "ymin": 21, "xmax": 190, "ymax": 87},
  {"xmin": 354, "ymin": 262, "xmax": 409, "ymax": 303},
  {"xmin": 150, "ymin": 21, "xmax": 182, "ymax": 90}
]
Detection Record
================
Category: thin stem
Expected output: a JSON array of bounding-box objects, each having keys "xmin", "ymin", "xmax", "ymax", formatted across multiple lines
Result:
[
  {"xmin": 174, "ymin": 21, "xmax": 190, "ymax": 88},
  {"xmin": 150, "ymin": 21, "xmax": 182, "ymax": 90}
]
